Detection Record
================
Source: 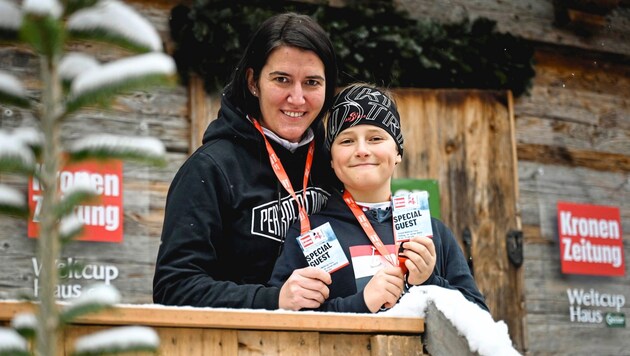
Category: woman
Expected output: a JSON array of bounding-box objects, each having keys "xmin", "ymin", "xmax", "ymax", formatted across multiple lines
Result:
[
  {"xmin": 153, "ymin": 13, "xmax": 338, "ymax": 310},
  {"xmin": 270, "ymin": 84, "xmax": 488, "ymax": 313}
]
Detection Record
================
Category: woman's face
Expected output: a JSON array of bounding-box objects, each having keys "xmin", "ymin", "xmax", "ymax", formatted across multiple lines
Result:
[
  {"xmin": 331, "ymin": 125, "xmax": 402, "ymax": 201},
  {"xmin": 247, "ymin": 46, "xmax": 326, "ymax": 143}
]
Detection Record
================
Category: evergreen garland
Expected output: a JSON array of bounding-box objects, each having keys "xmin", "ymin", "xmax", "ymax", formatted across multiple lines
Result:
[{"xmin": 170, "ymin": 0, "xmax": 535, "ymax": 96}]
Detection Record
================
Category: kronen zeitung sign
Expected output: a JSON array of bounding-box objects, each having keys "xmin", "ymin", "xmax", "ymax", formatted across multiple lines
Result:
[
  {"xmin": 557, "ymin": 202, "xmax": 625, "ymax": 276},
  {"xmin": 29, "ymin": 159, "xmax": 123, "ymax": 242}
]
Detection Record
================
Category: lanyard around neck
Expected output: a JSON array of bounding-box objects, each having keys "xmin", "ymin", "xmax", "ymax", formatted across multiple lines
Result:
[
  {"xmin": 342, "ymin": 190, "xmax": 397, "ymax": 266},
  {"xmin": 251, "ymin": 118, "xmax": 314, "ymax": 235}
]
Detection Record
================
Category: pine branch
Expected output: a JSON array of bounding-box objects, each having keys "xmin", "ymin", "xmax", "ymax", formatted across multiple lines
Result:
[
  {"xmin": 67, "ymin": 28, "xmax": 157, "ymax": 54},
  {"xmin": 68, "ymin": 134, "xmax": 167, "ymax": 167},
  {"xmin": 60, "ymin": 284, "xmax": 120, "ymax": 323},
  {"xmin": 0, "ymin": 184, "xmax": 28, "ymax": 218},
  {"xmin": 0, "ymin": 0, "xmax": 22, "ymax": 42},
  {"xmin": 0, "ymin": 71, "xmax": 31, "ymax": 109},
  {"xmin": 63, "ymin": 0, "xmax": 99, "ymax": 17},
  {"xmin": 65, "ymin": 53, "xmax": 175, "ymax": 115},
  {"xmin": 0, "ymin": 328, "xmax": 29, "ymax": 356},
  {"xmin": 11, "ymin": 313, "xmax": 38, "ymax": 340},
  {"xmin": 71, "ymin": 326, "xmax": 159, "ymax": 356},
  {"xmin": 20, "ymin": 13, "xmax": 64, "ymax": 58},
  {"xmin": 55, "ymin": 189, "xmax": 99, "ymax": 219},
  {"xmin": 67, "ymin": 0, "xmax": 163, "ymax": 53}
]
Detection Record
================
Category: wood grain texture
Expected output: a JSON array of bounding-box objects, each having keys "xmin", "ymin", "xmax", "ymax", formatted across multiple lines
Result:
[
  {"xmin": 423, "ymin": 302, "xmax": 480, "ymax": 356},
  {"xmin": 0, "ymin": 301, "xmax": 424, "ymax": 355},
  {"xmin": 392, "ymin": 89, "xmax": 524, "ymax": 350}
]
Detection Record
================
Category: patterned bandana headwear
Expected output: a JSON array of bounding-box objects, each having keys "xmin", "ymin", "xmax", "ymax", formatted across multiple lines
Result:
[{"xmin": 326, "ymin": 84, "xmax": 404, "ymax": 156}]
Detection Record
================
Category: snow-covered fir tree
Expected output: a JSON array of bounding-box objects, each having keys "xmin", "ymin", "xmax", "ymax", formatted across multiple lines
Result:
[{"xmin": 0, "ymin": 0, "xmax": 175, "ymax": 354}]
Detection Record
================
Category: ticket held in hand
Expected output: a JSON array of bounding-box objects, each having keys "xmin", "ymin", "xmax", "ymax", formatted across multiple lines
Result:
[
  {"xmin": 392, "ymin": 191, "xmax": 434, "ymax": 274},
  {"xmin": 297, "ymin": 222, "xmax": 349, "ymax": 273}
]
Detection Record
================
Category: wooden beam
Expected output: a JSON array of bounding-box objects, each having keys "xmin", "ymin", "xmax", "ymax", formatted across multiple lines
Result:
[
  {"xmin": 0, "ymin": 301, "xmax": 424, "ymax": 334},
  {"xmin": 516, "ymin": 143, "xmax": 630, "ymax": 172}
]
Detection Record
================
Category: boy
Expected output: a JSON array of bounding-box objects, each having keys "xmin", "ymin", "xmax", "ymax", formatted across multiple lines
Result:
[{"xmin": 270, "ymin": 84, "xmax": 488, "ymax": 313}]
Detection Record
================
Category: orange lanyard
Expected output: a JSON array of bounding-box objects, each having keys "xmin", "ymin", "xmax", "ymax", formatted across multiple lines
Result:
[
  {"xmin": 343, "ymin": 190, "xmax": 397, "ymax": 266},
  {"xmin": 251, "ymin": 118, "xmax": 314, "ymax": 234}
]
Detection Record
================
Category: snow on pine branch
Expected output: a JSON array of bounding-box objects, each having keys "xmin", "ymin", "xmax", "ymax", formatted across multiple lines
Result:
[
  {"xmin": 59, "ymin": 52, "xmax": 100, "ymax": 83},
  {"xmin": 0, "ymin": 184, "xmax": 25, "ymax": 209},
  {"xmin": 60, "ymin": 284, "xmax": 120, "ymax": 322},
  {"xmin": 13, "ymin": 126, "xmax": 43, "ymax": 148},
  {"xmin": 22, "ymin": 0, "xmax": 62, "ymax": 19},
  {"xmin": 59, "ymin": 213, "xmax": 84, "ymax": 238},
  {"xmin": 0, "ymin": 328, "xmax": 28, "ymax": 353},
  {"xmin": 0, "ymin": 70, "xmax": 29, "ymax": 107},
  {"xmin": 0, "ymin": 129, "xmax": 35, "ymax": 167},
  {"xmin": 69, "ymin": 52, "xmax": 175, "ymax": 97},
  {"xmin": 0, "ymin": 0, "xmax": 23, "ymax": 31},
  {"xmin": 67, "ymin": 0, "xmax": 162, "ymax": 52},
  {"xmin": 68, "ymin": 284, "xmax": 121, "ymax": 309},
  {"xmin": 70, "ymin": 133, "xmax": 165, "ymax": 159},
  {"xmin": 0, "ymin": 71, "xmax": 26, "ymax": 98},
  {"xmin": 11, "ymin": 312, "xmax": 37, "ymax": 337},
  {"xmin": 73, "ymin": 326, "xmax": 159, "ymax": 355}
]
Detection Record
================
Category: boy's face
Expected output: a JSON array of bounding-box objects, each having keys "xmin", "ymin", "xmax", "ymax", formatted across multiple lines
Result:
[{"xmin": 331, "ymin": 125, "xmax": 401, "ymax": 200}]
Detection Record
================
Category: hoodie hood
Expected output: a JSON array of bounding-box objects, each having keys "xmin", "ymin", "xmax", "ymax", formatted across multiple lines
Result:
[{"xmin": 202, "ymin": 94, "xmax": 260, "ymax": 144}]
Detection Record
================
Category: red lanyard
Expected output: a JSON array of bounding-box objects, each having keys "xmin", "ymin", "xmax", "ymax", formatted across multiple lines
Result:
[
  {"xmin": 343, "ymin": 190, "xmax": 397, "ymax": 266},
  {"xmin": 251, "ymin": 118, "xmax": 314, "ymax": 235}
]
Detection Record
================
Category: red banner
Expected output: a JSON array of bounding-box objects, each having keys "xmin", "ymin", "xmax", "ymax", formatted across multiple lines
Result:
[
  {"xmin": 558, "ymin": 202, "xmax": 625, "ymax": 276},
  {"xmin": 28, "ymin": 160, "xmax": 124, "ymax": 243}
]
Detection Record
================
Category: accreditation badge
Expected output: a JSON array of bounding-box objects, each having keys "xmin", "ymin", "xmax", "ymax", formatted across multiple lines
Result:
[
  {"xmin": 297, "ymin": 222, "xmax": 349, "ymax": 273},
  {"xmin": 392, "ymin": 191, "xmax": 434, "ymax": 243}
]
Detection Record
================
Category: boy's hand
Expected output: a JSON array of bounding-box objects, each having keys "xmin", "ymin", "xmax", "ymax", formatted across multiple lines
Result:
[
  {"xmin": 400, "ymin": 236, "xmax": 436, "ymax": 286},
  {"xmin": 363, "ymin": 266, "xmax": 404, "ymax": 313}
]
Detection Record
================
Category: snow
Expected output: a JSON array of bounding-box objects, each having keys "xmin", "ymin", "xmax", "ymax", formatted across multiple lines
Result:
[
  {"xmin": 70, "ymin": 133, "xmax": 165, "ymax": 158},
  {"xmin": 0, "ymin": 129, "xmax": 35, "ymax": 166},
  {"xmin": 0, "ymin": 184, "xmax": 24, "ymax": 208},
  {"xmin": 0, "ymin": 327, "xmax": 27, "ymax": 352},
  {"xmin": 59, "ymin": 53, "xmax": 100, "ymax": 82},
  {"xmin": 22, "ymin": 0, "xmax": 62, "ymax": 19},
  {"xmin": 382, "ymin": 285, "xmax": 521, "ymax": 356},
  {"xmin": 69, "ymin": 52, "xmax": 175, "ymax": 97},
  {"xmin": 73, "ymin": 326, "xmax": 159, "ymax": 353},
  {"xmin": 0, "ymin": 70, "xmax": 27, "ymax": 98},
  {"xmin": 10, "ymin": 312, "xmax": 37, "ymax": 330},
  {"xmin": 13, "ymin": 126, "xmax": 42, "ymax": 147},
  {"xmin": 67, "ymin": 0, "xmax": 162, "ymax": 52},
  {"xmin": 59, "ymin": 213, "xmax": 84, "ymax": 236},
  {"xmin": 66, "ymin": 284, "xmax": 121, "ymax": 309},
  {"xmin": 61, "ymin": 177, "xmax": 99, "ymax": 196},
  {"xmin": 0, "ymin": 0, "xmax": 22, "ymax": 30}
]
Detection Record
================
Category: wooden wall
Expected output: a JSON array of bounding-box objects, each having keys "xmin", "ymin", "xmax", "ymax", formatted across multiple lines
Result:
[
  {"xmin": 0, "ymin": 0, "xmax": 186, "ymax": 304},
  {"xmin": 1, "ymin": 1, "xmax": 629, "ymax": 355},
  {"xmin": 398, "ymin": 1, "xmax": 630, "ymax": 354}
]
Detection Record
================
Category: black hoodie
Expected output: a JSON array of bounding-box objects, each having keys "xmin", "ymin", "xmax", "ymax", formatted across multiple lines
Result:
[
  {"xmin": 269, "ymin": 191, "xmax": 489, "ymax": 312},
  {"xmin": 153, "ymin": 94, "xmax": 336, "ymax": 309}
]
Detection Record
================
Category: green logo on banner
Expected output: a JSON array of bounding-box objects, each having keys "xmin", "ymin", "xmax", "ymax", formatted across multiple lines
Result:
[
  {"xmin": 605, "ymin": 313, "xmax": 625, "ymax": 328},
  {"xmin": 391, "ymin": 179, "xmax": 441, "ymax": 219}
]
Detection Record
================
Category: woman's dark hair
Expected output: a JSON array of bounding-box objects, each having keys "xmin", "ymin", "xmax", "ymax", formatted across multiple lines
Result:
[{"xmin": 225, "ymin": 12, "xmax": 338, "ymax": 124}]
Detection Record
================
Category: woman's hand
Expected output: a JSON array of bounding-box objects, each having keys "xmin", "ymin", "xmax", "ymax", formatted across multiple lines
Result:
[
  {"xmin": 278, "ymin": 267, "xmax": 331, "ymax": 310},
  {"xmin": 363, "ymin": 266, "xmax": 404, "ymax": 313},
  {"xmin": 400, "ymin": 236, "xmax": 436, "ymax": 286}
]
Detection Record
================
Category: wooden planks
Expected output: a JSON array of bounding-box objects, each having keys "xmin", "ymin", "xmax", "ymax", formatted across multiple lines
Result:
[
  {"xmin": 0, "ymin": 301, "xmax": 425, "ymax": 356},
  {"xmin": 393, "ymin": 89, "xmax": 524, "ymax": 351}
]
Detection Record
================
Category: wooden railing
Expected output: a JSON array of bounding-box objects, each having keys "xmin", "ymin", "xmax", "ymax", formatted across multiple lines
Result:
[{"xmin": 0, "ymin": 301, "xmax": 426, "ymax": 355}]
